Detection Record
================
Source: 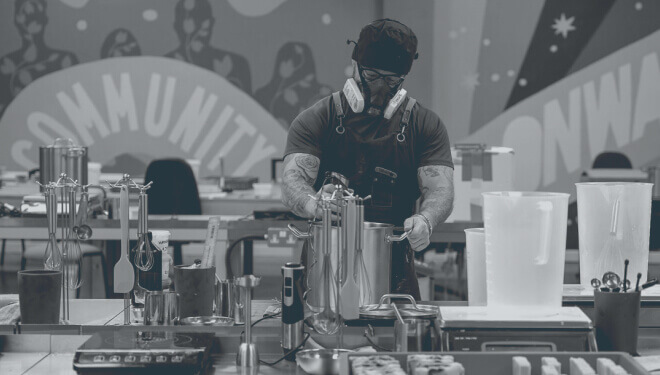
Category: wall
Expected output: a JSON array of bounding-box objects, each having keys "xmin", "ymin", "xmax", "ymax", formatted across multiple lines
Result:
[
  {"xmin": 1, "ymin": 0, "xmax": 659, "ymax": 194},
  {"xmin": 428, "ymin": 0, "xmax": 660, "ymax": 195}
]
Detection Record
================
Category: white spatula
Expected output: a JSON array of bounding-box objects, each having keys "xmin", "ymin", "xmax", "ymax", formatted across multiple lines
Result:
[{"xmin": 114, "ymin": 185, "xmax": 134, "ymax": 293}]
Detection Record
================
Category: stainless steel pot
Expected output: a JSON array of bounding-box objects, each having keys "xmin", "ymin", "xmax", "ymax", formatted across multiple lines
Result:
[
  {"xmin": 39, "ymin": 138, "xmax": 88, "ymax": 190},
  {"xmin": 288, "ymin": 221, "xmax": 407, "ymax": 309}
]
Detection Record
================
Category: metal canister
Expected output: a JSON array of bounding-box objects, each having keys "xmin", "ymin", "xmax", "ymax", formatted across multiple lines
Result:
[
  {"xmin": 395, "ymin": 318, "xmax": 440, "ymax": 352},
  {"xmin": 39, "ymin": 138, "xmax": 87, "ymax": 190},
  {"xmin": 289, "ymin": 222, "xmax": 401, "ymax": 309}
]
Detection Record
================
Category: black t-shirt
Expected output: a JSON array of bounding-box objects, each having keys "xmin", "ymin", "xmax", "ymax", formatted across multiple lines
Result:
[{"xmin": 284, "ymin": 94, "xmax": 454, "ymax": 171}]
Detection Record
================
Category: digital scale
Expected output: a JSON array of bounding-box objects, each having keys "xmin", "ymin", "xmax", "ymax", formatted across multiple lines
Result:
[
  {"xmin": 439, "ymin": 306, "xmax": 597, "ymax": 352},
  {"xmin": 73, "ymin": 331, "xmax": 214, "ymax": 374}
]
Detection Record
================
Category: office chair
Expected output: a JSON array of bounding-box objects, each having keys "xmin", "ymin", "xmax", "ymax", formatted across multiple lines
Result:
[
  {"xmin": 592, "ymin": 151, "xmax": 633, "ymax": 169},
  {"xmin": 144, "ymin": 158, "xmax": 202, "ymax": 265}
]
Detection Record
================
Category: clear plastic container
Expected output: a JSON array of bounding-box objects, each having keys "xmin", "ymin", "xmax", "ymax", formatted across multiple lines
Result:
[
  {"xmin": 576, "ymin": 182, "xmax": 653, "ymax": 288},
  {"xmin": 483, "ymin": 192, "xmax": 569, "ymax": 310},
  {"xmin": 465, "ymin": 228, "xmax": 487, "ymax": 306}
]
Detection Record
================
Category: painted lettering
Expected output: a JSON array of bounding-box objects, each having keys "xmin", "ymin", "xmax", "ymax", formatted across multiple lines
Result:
[
  {"xmin": 502, "ymin": 116, "xmax": 543, "ymax": 191},
  {"xmin": 234, "ymin": 133, "xmax": 278, "ymax": 176},
  {"xmin": 168, "ymin": 86, "xmax": 217, "ymax": 152},
  {"xmin": 27, "ymin": 111, "xmax": 79, "ymax": 146},
  {"xmin": 57, "ymin": 83, "xmax": 110, "ymax": 146},
  {"xmin": 543, "ymin": 88, "xmax": 581, "ymax": 186},
  {"xmin": 11, "ymin": 140, "xmax": 37, "ymax": 169},
  {"xmin": 194, "ymin": 105, "xmax": 234, "ymax": 161},
  {"xmin": 583, "ymin": 64, "xmax": 632, "ymax": 160},
  {"xmin": 208, "ymin": 114, "xmax": 257, "ymax": 171},
  {"xmin": 144, "ymin": 73, "xmax": 176, "ymax": 137},
  {"xmin": 103, "ymin": 72, "xmax": 139, "ymax": 133},
  {"xmin": 632, "ymin": 52, "xmax": 660, "ymax": 141}
]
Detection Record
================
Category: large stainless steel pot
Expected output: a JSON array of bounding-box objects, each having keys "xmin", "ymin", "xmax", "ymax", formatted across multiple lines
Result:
[
  {"xmin": 39, "ymin": 138, "xmax": 88, "ymax": 190},
  {"xmin": 289, "ymin": 221, "xmax": 407, "ymax": 309}
]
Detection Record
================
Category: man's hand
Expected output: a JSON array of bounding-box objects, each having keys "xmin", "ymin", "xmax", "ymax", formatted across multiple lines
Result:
[
  {"xmin": 404, "ymin": 214, "xmax": 431, "ymax": 252},
  {"xmin": 307, "ymin": 184, "xmax": 342, "ymax": 220}
]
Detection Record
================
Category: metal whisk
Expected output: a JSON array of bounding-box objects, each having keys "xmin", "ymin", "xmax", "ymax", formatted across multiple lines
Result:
[
  {"xmin": 133, "ymin": 188, "xmax": 154, "ymax": 271},
  {"xmin": 43, "ymin": 186, "xmax": 62, "ymax": 270},
  {"xmin": 64, "ymin": 186, "xmax": 83, "ymax": 289}
]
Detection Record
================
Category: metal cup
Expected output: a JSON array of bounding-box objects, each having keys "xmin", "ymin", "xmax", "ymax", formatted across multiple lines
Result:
[
  {"xmin": 215, "ymin": 279, "xmax": 234, "ymax": 318},
  {"xmin": 233, "ymin": 279, "xmax": 246, "ymax": 325},
  {"xmin": 394, "ymin": 318, "xmax": 439, "ymax": 352},
  {"xmin": 144, "ymin": 291, "xmax": 179, "ymax": 325}
]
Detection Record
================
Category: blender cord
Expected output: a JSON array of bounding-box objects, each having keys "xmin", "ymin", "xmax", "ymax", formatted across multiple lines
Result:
[{"xmin": 259, "ymin": 332, "xmax": 311, "ymax": 366}]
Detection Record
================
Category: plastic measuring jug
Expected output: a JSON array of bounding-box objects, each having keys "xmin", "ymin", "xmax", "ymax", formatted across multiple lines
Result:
[
  {"xmin": 576, "ymin": 182, "xmax": 653, "ymax": 289},
  {"xmin": 483, "ymin": 192, "xmax": 569, "ymax": 310},
  {"xmin": 465, "ymin": 228, "xmax": 487, "ymax": 306}
]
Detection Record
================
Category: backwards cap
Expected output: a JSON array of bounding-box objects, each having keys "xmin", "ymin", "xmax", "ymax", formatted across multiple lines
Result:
[{"xmin": 351, "ymin": 18, "xmax": 418, "ymax": 75}]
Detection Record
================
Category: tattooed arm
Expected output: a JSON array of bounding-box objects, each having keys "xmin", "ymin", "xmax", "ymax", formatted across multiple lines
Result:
[
  {"xmin": 404, "ymin": 165, "xmax": 454, "ymax": 251},
  {"xmin": 281, "ymin": 153, "xmax": 321, "ymax": 219},
  {"xmin": 418, "ymin": 165, "xmax": 454, "ymax": 226}
]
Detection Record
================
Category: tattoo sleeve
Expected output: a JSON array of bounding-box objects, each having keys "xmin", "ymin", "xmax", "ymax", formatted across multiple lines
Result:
[
  {"xmin": 417, "ymin": 165, "xmax": 455, "ymax": 230},
  {"xmin": 281, "ymin": 153, "xmax": 320, "ymax": 218}
]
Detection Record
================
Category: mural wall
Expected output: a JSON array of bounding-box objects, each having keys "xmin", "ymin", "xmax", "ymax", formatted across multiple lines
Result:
[
  {"xmin": 429, "ymin": 0, "xmax": 660, "ymax": 195},
  {"xmin": 0, "ymin": 0, "xmax": 659, "ymax": 193},
  {"xmin": 0, "ymin": 0, "xmax": 376, "ymax": 180}
]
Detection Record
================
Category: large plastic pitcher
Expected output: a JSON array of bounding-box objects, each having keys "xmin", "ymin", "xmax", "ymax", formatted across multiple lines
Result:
[
  {"xmin": 576, "ymin": 183, "xmax": 653, "ymax": 289},
  {"xmin": 465, "ymin": 228, "xmax": 487, "ymax": 306},
  {"xmin": 483, "ymin": 192, "xmax": 569, "ymax": 309}
]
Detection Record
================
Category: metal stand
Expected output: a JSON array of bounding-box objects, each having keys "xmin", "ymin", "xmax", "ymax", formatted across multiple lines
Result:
[
  {"xmin": 39, "ymin": 173, "xmax": 87, "ymax": 322},
  {"xmin": 105, "ymin": 174, "xmax": 153, "ymax": 325},
  {"xmin": 236, "ymin": 275, "xmax": 261, "ymax": 371}
]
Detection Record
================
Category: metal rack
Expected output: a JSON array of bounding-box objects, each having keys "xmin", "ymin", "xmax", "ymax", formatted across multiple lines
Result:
[
  {"xmin": 38, "ymin": 173, "xmax": 96, "ymax": 322},
  {"xmin": 105, "ymin": 174, "xmax": 153, "ymax": 325}
]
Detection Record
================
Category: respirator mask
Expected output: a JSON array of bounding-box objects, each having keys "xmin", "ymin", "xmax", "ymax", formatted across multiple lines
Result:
[{"xmin": 343, "ymin": 62, "xmax": 407, "ymax": 120}]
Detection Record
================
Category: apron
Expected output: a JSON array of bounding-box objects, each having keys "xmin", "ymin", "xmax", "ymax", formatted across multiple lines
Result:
[{"xmin": 303, "ymin": 92, "xmax": 421, "ymax": 300}]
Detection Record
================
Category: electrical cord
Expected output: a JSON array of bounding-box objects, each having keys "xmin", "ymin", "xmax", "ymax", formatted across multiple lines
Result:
[
  {"xmin": 259, "ymin": 332, "xmax": 311, "ymax": 366},
  {"xmin": 251, "ymin": 311, "xmax": 281, "ymax": 327},
  {"xmin": 224, "ymin": 235, "xmax": 267, "ymax": 278},
  {"xmin": 363, "ymin": 332, "xmax": 391, "ymax": 352},
  {"xmin": 237, "ymin": 310, "xmax": 309, "ymax": 367}
]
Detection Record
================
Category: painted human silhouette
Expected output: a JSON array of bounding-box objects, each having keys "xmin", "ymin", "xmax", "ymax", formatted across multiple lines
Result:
[
  {"xmin": 255, "ymin": 42, "xmax": 333, "ymax": 130},
  {"xmin": 100, "ymin": 29, "xmax": 142, "ymax": 59},
  {"xmin": 0, "ymin": 0, "xmax": 78, "ymax": 117},
  {"xmin": 165, "ymin": 0, "xmax": 252, "ymax": 94}
]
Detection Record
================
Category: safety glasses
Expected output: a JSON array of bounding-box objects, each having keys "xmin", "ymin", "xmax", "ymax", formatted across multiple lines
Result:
[{"xmin": 359, "ymin": 66, "xmax": 405, "ymax": 88}]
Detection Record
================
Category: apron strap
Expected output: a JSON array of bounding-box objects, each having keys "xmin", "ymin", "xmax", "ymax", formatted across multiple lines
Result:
[
  {"xmin": 332, "ymin": 91, "xmax": 345, "ymax": 135},
  {"xmin": 397, "ymin": 97, "xmax": 417, "ymax": 143}
]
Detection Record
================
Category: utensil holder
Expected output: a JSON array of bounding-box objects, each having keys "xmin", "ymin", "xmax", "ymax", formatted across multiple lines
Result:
[
  {"xmin": 594, "ymin": 290, "xmax": 641, "ymax": 354},
  {"xmin": 173, "ymin": 265, "xmax": 216, "ymax": 318}
]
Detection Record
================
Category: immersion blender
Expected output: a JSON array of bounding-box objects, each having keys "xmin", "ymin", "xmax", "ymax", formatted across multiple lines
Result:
[{"xmin": 281, "ymin": 262, "xmax": 305, "ymax": 361}]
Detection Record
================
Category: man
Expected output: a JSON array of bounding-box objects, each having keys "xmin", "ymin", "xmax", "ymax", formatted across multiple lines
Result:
[{"xmin": 281, "ymin": 19, "xmax": 454, "ymax": 299}]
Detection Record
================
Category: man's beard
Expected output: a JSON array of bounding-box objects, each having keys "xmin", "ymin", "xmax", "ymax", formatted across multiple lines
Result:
[{"xmin": 361, "ymin": 82, "xmax": 398, "ymax": 117}]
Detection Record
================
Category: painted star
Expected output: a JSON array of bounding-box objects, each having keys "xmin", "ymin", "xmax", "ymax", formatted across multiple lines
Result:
[
  {"xmin": 552, "ymin": 13, "xmax": 576, "ymax": 39},
  {"xmin": 461, "ymin": 73, "xmax": 479, "ymax": 90}
]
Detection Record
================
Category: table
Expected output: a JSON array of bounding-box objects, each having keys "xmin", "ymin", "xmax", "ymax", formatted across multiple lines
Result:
[{"xmin": 0, "ymin": 178, "xmax": 287, "ymax": 216}]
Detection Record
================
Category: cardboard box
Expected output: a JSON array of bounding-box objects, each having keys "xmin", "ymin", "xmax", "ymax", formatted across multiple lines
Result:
[{"xmin": 445, "ymin": 145, "xmax": 514, "ymax": 222}]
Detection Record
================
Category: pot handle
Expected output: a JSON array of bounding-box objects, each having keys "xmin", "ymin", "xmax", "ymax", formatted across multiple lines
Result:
[
  {"xmin": 375, "ymin": 293, "xmax": 418, "ymax": 310},
  {"xmin": 288, "ymin": 223, "xmax": 313, "ymax": 239},
  {"xmin": 386, "ymin": 230, "xmax": 411, "ymax": 243}
]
